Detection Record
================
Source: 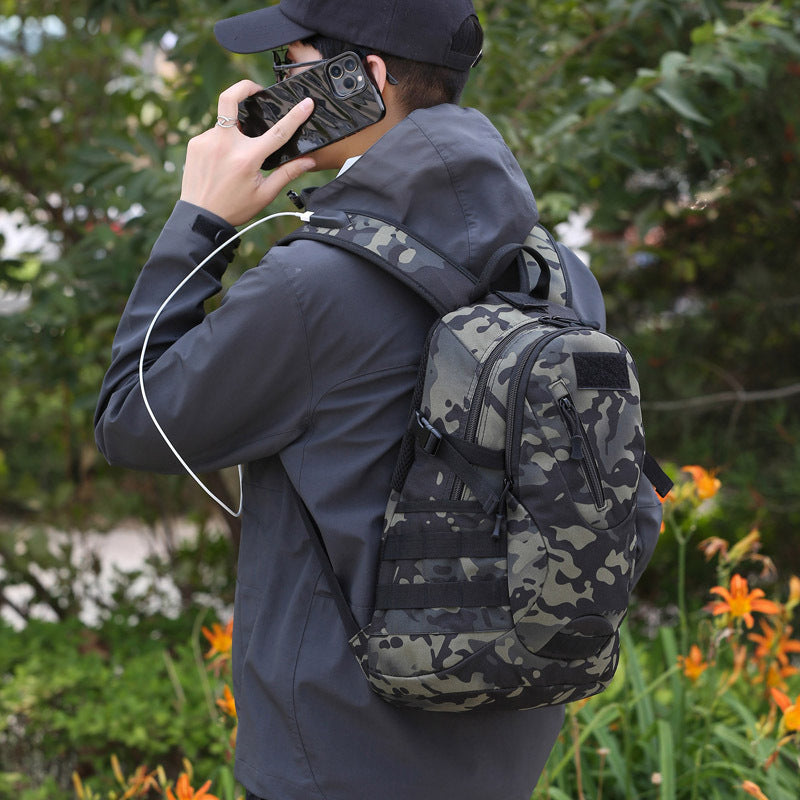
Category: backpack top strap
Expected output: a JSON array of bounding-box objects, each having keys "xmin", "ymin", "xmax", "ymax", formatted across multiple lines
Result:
[
  {"xmin": 523, "ymin": 224, "xmax": 571, "ymax": 308},
  {"xmin": 280, "ymin": 211, "xmax": 477, "ymax": 316}
]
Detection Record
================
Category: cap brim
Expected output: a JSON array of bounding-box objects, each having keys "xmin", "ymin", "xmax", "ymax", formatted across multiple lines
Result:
[{"xmin": 214, "ymin": 7, "xmax": 316, "ymax": 54}]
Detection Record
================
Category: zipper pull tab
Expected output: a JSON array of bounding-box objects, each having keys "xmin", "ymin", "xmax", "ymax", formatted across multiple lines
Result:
[
  {"xmin": 492, "ymin": 479, "xmax": 512, "ymax": 540},
  {"xmin": 558, "ymin": 396, "xmax": 584, "ymax": 460},
  {"xmin": 491, "ymin": 513, "xmax": 504, "ymax": 541}
]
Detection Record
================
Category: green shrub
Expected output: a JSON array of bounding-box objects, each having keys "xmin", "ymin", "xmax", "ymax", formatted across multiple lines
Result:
[
  {"xmin": 0, "ymin": 611, "xmax": 236, "ymax": 800},
  {"xmin": 534, "ymin": 468, "xmax": 800, "ymax": 800},
  {"xmin": 4, "ymin": 466, "xmax": 800, "ymax": 800}
]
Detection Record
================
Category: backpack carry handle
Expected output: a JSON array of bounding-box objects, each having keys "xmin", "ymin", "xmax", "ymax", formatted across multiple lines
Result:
[{"xmin": 469, "ymin": 243, "xmax": 551, "ymax": 303}]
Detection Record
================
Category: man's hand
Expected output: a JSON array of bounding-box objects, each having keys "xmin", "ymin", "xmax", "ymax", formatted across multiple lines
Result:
[{"xmin": 180, "ymin": 80, "xmax": 316, "ymax": 226}]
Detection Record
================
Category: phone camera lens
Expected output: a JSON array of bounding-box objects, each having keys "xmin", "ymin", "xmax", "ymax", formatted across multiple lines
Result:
[
  {"xmin": 343, "ymin": 76, "xmax": 357, "ymax": 91},
  {"xmin": 329, "ymin": 64, "xmax": 344, "ymax": 79},
  {"xmin": 343, "ymin": 58, "xmax": 357, "ymax": 72}
]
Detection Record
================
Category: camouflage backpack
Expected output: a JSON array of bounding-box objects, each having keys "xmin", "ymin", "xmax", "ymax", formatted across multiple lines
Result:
[{"xmin": 282, "ymin": 211, "xmax": 672, "ymax": 712}]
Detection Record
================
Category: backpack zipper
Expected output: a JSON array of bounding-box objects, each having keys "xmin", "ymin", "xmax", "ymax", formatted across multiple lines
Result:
[
  {"xmin": 505, "ymin": 327, "xmax": 607, "ymax": 511},
  {"xmin": 557, "ymin": 394, "xmax": 607, "ymax": 510},
  {"xmin": 449, "ymin": 318, "xmax": 546, "ymax": 502},
  {"xmin": 504, "ymin": 330, "xmax": 566, "ymax": 470}
]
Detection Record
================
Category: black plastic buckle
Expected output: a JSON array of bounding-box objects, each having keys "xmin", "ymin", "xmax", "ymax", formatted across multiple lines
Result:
[{"xmin": 415, "ymin": 411, "xmax": 442, "ymax": 456}]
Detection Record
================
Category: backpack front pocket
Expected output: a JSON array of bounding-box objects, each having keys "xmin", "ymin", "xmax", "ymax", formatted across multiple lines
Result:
[{"xmin": 508, "ymin": 330, "xmax": 644, "ymax": 531}]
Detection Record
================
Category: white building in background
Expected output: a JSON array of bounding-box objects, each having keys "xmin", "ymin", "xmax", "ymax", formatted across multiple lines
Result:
[
  {"xmin": 1, "ymin": 15, "xmax": 67, "ymax": 316},
  {"xmin": 0, "ymin": 210, "xmax": 59, "ymax": 315}
]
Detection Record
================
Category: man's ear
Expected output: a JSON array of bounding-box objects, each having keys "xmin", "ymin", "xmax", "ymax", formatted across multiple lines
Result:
[{"xmin": 364, "ymin": 54, "xmax": 388, "ymax": 92}]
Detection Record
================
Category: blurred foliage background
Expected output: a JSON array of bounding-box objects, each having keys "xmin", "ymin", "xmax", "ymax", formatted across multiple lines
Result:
[{"xmin": 0, "ymin": 0, "xmax": 799, "ymax": 796}]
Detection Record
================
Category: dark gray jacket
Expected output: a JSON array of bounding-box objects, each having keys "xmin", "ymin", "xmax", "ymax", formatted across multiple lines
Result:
[{"xmin": 96, "ymin": 104, "xmax": 658, "ymax": 800}]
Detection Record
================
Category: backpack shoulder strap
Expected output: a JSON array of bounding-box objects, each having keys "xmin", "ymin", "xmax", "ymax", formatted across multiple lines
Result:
[
  {"xmin": 279, "ymin": 211, "xmax": 477, "ymax": 315},
  {"xmin": 281, "ymin": 211, "xmax": 577, "ymax": 315},
  {"xmin": 291, "ymin": 483, "xmax": 362, "ymax": 639}
]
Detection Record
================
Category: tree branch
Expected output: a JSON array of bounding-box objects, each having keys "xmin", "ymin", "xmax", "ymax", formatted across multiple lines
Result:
[
  {"xmin": 0, "ymin": 586, "xmax": 29, "ymax": 623},
  {"xmin": 517, "ymin": 20, "xmax": 628, "ymax": 113},
  {"xmin": 643, "ymin": 383, "xmax": 800, "ymax": 411}
]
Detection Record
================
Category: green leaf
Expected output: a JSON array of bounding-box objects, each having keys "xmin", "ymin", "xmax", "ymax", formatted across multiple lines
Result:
[
  {"xmin": 691, "ymin": 22, "xmax": 716, "ymax": 45},
  {"xmin": 546, "ymin": 703, "xmax": 623, "ymax": 783},
  {"xmin": 594, "ymin": 725, "xmax": 630, "ymax": 792},
  {"xmin": 695, "ymin": 62, "xmax": 736, "ymax": 90},
  {"xmin": 654, "ymin": 85, "xmax": 712, "ymax": 124},
  {"xmin": 546, "ymin": 789, "xmax": 575, "ymax": 800},
  {"xmin": 710, "ymin": 723, "xmax": 755, "ymax": 758},
  {"xmin": 657, "ymin": 719, "xmax": 676, "ymax": 800},
  {"xmin": 617, "ymin": 86, "xmax": 648, "ymax": 114},
  {"xmin": 6, "ymin": 260, "xmax": 42, "ymax": 281},
  {"xmin": 718, "ymin": 692, "xmax": 759, "ymax": 731},
  {"xmin": 659, "ymin": 627, "xmax": 684, "ymax": 743},
  {"xmin": 621, "ymin": 626, "xmax": 655, "ymax": 734},
  {"xmin": 770, "ymin": 27, "xmax": 800, "ymax": 57},
  {"xmin": 660, "ymin": 51, "xmax": 689, "ymax": 82},
  {"xmin": 542, "ymin": 112, "xmax": 582, "ymax": 139},
  {"xmin": 732, "ymin": 60, "xmax": 769, "ymax": 89}
]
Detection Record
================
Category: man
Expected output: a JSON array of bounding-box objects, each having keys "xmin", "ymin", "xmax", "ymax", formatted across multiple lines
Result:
[{"xmin": 95, "ymin": 1, "xmax": 630, "ymax": 798}]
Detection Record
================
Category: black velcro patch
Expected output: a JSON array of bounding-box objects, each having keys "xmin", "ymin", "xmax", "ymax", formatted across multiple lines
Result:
[{"xmin": 573, "ymin": 352, "xmax": 631, "ymax": 390}]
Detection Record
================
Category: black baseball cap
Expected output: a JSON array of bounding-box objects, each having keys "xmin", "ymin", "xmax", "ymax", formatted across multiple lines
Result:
[{"xmin": 214, "ymin": 0, "xmax": 481, "ymax": 71}]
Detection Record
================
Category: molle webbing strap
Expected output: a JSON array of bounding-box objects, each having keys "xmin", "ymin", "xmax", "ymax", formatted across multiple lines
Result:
[
  {"xmin": 382, "ymin": 529, "xmax": 506, "ymax": 561},
  {"xmin": 413, "ymin": 419, "xmax": 504, "ymax": 471},
  {"xmin": 280, "ymin": 212, "xmax": 478, "ymax": 315},
  {"xmin": 413, "ymin": 417, "xmax": 501, "ymax": 515},
  {"xmin": 374, "ymin": 578, "xmax": 509, "ymax": 610}
]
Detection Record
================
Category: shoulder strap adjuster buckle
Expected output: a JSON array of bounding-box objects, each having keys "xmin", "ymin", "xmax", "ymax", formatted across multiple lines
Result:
[{"xmin": 415, "ymin": 411, "xmax": 442, "ymax": 456}]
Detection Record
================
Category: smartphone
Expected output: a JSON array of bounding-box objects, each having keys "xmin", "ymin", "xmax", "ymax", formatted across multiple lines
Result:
[{"xmin": 237, "ymin": 52, "xmax": 386, "ymax": 171}]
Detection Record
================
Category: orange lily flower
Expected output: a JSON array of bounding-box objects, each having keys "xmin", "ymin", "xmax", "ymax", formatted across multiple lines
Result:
[
  {"xmin": 770, "ymin": 688, "xmax": 800, "ymax": 732},
  {"xmin": 216, "ymin": 684, "xmax": 237, "ymax": 719},
  {"xmin": 760, "ymin": 661, "xmax": 798, "ymax": 691},
  {"xmin": 120, "ymin": 765, "xmax": 160, "ymax": 799},
  {"xmin": 678, "ymin": 645, "xmax": 709, "ymax": 682},
  {"xmin": 748, "ymin": 620, "xmax": 800, "ymax": 668},
  {"xmin": 681, "ymin": 465, "xmax": 721, "ymax": 500},
  {"xmin": 166, "ymin": 773, "xmax": 219, "ymax": 800},
  {"xmin": 788, "ymin": 575, "xmax": 800, "ymax": 613},
  {"xmin": 709, "ymin": 574, "xmax": 781, "ymax": 628},
  {"xmin": 698, "ymin": 536, "xmax": 729, "ymax": 562},
  {"xmin": 724, "ymin": 641, "xmax": 750, "ymax": 689},
  {"xmin": 741, "ymin": 780, "xmax": 770, "ymax": 800},
  {"xmin": 202, "ymin": 620, "xmax": 233, "ymax": 660}
]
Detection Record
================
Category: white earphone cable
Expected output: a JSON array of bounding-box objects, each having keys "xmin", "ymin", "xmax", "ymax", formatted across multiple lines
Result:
[{"xmin": 138, "ymin": 210, "xmax": 312, "ymax": 518}]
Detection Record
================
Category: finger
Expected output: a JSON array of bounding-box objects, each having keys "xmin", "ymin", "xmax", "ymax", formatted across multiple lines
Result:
[
  {"xmin": 271, "ymin": 155, "xmax": 317, "ymax": 187},
  {"xmin": 258, "ymin": 97, "xmax": 315, "ymax": 152},
  {"xmin": 255, "ymin": 156, "xmax": 317, "ymax": 206},
  {"xmin": 217, "ymin": 79, "xmax": 264, "ymax": 118}
]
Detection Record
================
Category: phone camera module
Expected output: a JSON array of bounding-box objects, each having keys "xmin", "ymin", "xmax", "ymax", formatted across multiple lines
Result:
[{"xmin": 327, "ymin": 52, "xmax": 366, "ymax": 99}]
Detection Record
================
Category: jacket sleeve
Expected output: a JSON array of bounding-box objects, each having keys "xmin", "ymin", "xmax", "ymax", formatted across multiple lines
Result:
[{"xmin": 94, "ymin": 201, "xmax": 312, "ymax": 474}]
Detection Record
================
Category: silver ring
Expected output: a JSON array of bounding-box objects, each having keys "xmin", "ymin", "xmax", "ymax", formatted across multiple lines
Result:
[{"xmin": 215, "ymin": 115, "xmax": 237, "ymax": 128}]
